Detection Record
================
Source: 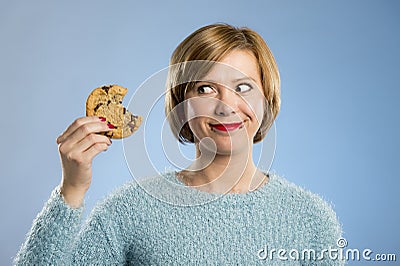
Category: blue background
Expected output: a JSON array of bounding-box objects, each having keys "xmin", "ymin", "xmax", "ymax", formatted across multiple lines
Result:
[{"xmin": 1, "ymin": 1, "xmax": 399, "ymax": 264}]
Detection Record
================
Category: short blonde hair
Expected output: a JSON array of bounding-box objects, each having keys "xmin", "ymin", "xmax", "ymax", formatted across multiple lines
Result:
[{"xmin": 165, "ymin": 23, "xmax": 280, "ymax": 144}]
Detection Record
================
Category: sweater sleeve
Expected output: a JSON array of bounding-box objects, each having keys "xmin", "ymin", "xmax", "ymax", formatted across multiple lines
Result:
[
  {"xmin": 69, "ymin": 197, "xmax": 128, "ymax": 264},
  {"xmin": 14, "ymin": 186, "xmax": 128, "ymax": 265},
  {"xmin": 13, "ymin": 186, "xmax": 84, "ymax": 265}
]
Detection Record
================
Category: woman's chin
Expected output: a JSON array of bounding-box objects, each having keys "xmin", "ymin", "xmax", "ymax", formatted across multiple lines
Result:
[
  {"xmin": 214, "ymin": 143, "xmax": 251, "ymax": 156},
  {"xmin": 195, "ymin": 133, "xmax": 253, "ymax": 156}
]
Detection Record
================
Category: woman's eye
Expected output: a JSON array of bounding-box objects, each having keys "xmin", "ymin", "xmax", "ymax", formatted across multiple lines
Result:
[
  {"xmin": 197, "ymin": 85, "xmax": 215, "ymax": 94},
  {"xmin": 236, "ymin": 83, "xmax": 253, "ymax": 93}
]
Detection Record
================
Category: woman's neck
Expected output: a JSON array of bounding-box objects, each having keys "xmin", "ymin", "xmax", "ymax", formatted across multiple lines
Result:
[{"xmin": 179, "ymin": 145, "xmax": 268, "ymax": 194}]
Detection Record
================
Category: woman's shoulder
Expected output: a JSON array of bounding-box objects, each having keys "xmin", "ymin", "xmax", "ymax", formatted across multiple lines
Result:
[
  {"xmin": 268, "ymin": 173, "xmax": 340, "ymax": 223},
  {"xmin": 93, "ymin": 171, "xmax": 177, "ymax": 210},
  {"xmin": 271, "ymin": 172, "xmax": 342, "ymax": 237}
]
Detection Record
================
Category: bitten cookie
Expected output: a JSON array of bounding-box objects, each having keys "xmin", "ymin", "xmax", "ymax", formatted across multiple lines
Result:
[{"xmin": 86, "ymin": 84, "xmax": 142, "ymax": 139}]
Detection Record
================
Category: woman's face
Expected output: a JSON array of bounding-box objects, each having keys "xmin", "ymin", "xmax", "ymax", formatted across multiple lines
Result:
[{"xmin": 184, "ymin": 49, "xmax": 265, "ymax": 155}]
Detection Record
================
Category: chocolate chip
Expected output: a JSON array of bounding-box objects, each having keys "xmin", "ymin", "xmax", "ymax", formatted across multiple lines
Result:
[
  {"xmin": 123, "ymin": 107, "xmax": 126, "ymax": 114},
  {"xmin": 107, "ymin": 100, "xmax": 111, "ymax": 105},
  {"xmin": 94, "ymin": 103, "xmax": 103, "ymax": 112},
  {"xmin": 101, "ymin": 86, "xmax": 110, "ymax": 94}
]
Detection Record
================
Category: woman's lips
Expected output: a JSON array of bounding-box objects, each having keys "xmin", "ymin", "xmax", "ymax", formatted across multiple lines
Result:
[{"xmin": 210, "ymin": 122, "xmax": 243, "ymax": 132}]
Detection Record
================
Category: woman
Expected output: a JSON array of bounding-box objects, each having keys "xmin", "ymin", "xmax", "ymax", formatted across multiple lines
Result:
[{"xmin": 15, "ymin": 24, "xmax": 343, "ymax": 265}]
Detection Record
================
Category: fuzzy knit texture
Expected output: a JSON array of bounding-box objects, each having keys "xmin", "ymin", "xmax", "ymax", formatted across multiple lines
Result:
[{"xmin": 14, "ymin": 171, "xmax": 343, "ymax": 265}]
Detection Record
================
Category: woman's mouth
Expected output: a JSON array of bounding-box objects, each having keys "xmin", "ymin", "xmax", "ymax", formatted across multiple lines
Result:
[{"xmin": 210, "ymin": 122, "xmax": 244, "ymax": 132}]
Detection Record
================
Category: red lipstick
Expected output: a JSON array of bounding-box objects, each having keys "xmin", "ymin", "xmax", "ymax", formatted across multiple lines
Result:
[{"xmin": 210, "ymin": 122, "xmax": 243, "ymax": 132}]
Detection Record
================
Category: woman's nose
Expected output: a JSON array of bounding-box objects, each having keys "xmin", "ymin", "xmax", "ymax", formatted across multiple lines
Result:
[{"xmin": 214, "ymin": 88, "xmax": 239, "ymax": 116}]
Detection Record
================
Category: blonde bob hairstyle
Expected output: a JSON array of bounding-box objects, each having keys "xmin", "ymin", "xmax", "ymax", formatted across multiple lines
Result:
[{"xmin": 165, "ymin": 23, "xmax": 280, "ymax": 144}]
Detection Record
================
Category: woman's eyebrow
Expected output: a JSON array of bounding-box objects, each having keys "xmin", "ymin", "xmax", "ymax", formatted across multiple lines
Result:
[
  {"xmin": 232, "ymin": 77, "xmax": 258, "ymax": 83},
  {"xmin": 194, "ymin": 80, "xmax": 218, "ymax": 85},
  {"xmin": 197, "ymin": 77, "xmax": 257, "ymax": 84}
]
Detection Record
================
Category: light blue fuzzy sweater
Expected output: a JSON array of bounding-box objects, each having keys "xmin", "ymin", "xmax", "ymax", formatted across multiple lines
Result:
[{"xmin": 14, "ymin": 172, "xmax": 343, "ymax": 265}]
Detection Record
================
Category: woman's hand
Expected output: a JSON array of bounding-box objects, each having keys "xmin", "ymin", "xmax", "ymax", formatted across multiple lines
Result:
[{"xmin": 56, "ymin": 116, "xmax": 112, "ymax": 208}]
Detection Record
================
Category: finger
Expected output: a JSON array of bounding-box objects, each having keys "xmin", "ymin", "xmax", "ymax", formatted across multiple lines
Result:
[
  {"xmin": 77, "ymin": 133, "xmax": 112, "ymax": 154},
  {"xmin": 57, "ymin": 123, "xmax": 111, "ymax": 160},
  {"xmin": 58, "ymin": 134, "xmax": 111, "ymax": 167},
  {"xmin": 57, "ymin": 116, "xmax": 107, "ymax": 144},
  {"xmin": 60, "ymin": 134, "xmax": 111, "ymax": 165},
  {"xmin": 58, "ymin": 120, "xmax": 111, "ymax": 146},
  {"xmin": 83, "ymin": 142, "xmax": 110, "ymax": 161}
]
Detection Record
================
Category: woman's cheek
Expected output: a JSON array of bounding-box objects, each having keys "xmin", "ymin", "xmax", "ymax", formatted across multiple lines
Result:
[
  {"xmin": 243, "ymin": 97, "xmax": 264, "ymax": 127},
  {"xmin": 185, "ymin": 97, "xmax": 217, "ymax": 120},
  {"xmin": 187, "ymin": 117, "xmax": 203, "ymax": 142}
]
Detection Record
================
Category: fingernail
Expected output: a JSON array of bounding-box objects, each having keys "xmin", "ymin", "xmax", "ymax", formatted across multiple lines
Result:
[
  {"xmin": 107, "ymin": 123, "xmax": 115, "ymax": 129},
  {"xmin": 99, "ymin": 117, "xmax": 106, "ymax": 122}
]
